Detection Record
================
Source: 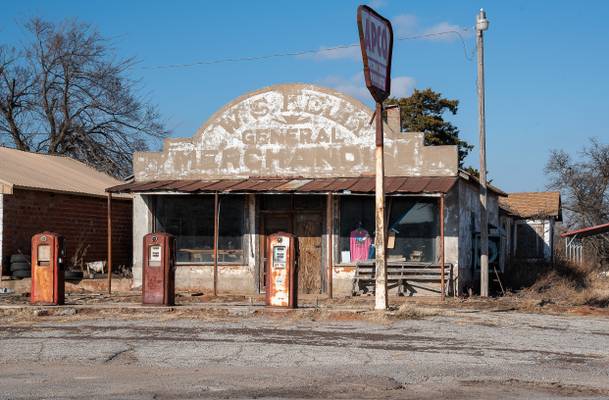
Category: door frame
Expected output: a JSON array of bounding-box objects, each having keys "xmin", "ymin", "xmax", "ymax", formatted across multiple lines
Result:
[{"xmin": 256, "ymin": 194, "xmax": 326, "ymax": 294}]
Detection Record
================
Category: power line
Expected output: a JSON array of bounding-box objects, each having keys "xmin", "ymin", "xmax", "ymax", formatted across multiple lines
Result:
[{"xmin": 141, "ymin": 27, "xmax": 473, "ymax": 70}]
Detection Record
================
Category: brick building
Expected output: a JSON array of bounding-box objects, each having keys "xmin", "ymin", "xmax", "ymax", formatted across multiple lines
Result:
[{"xmin": 0, "ymin": 147, "xmax": 132, "ymax": 276}]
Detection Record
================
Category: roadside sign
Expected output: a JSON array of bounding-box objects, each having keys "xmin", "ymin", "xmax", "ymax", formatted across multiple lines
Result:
[{"xmin": 357, "ymin": 5, "xmax": 393, "ymax": 103}]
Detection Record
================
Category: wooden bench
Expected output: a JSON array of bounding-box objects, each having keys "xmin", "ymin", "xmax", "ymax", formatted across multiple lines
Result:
[{"xmin": 351, "ymin": 261, "xmax": 453, "ymax": 296}]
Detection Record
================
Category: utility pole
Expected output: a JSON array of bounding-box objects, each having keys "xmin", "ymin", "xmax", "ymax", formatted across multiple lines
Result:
[{"xmin": 476, "ymin": 9, "xmax": 490, "ymax": 297}]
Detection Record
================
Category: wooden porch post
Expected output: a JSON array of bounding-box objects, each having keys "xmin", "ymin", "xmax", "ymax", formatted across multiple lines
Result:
[
  {"xmin": 326, "ymin": 192, "xmax": 333, "ymax": 299},
  {"xmin": 107, "ymin": 192, "xmax": 113, "ymax": 295},
  {"xmin": 213, "ymin": 192, "xmax": 219, "ymax": 297},
  {"xmin": 440, "ymin": 194, "xmax": 445, "ymax": 301}
]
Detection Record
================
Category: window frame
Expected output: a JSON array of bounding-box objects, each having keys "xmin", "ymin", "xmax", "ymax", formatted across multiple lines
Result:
[
  {"xmin": 335, "ymin": 194, "xmax": 440, "ymax": 266},
  {"xmin": 153, "ymin": 194, "xmax": 247, "ymax": 266}
]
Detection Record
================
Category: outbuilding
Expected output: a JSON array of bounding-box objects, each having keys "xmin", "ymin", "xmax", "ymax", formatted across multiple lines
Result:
[
  {"xmin": 499, "ymin": 191, "xmax": 562, "ymax": 264},
  {"xmin": 0, "ymin": 147, "xmax": 132, "ymax": 279},
  {"xmin": 108, "ymin": 84, "xmax": 505, "ymax": 297}
]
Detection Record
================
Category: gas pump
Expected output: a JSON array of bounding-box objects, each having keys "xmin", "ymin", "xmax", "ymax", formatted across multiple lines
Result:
[
  {"xmin": 142, "ymin": 232, "xmax": 176, "ymax": 305},
  {"xmin": 31, "ymin": 232, "xmax": 65, "ymax": 305},
  {"xmin": 265, "ymin": 232, "xmax": 297, "ymax": 308}
]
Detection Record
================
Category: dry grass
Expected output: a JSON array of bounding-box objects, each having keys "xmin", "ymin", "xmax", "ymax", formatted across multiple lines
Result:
[
  {"xmin": 389, "ymin": 303, "xmax": 442, "ymax": 320},
  {"xmin": 516, "ymin": 259, "xmax": 609, "ymax": 308}
]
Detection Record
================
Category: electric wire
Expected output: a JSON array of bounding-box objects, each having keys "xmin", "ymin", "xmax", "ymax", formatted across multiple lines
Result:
[{"xmin": 141, "ymin": 27, "xmax": 473, "ymax": 70}]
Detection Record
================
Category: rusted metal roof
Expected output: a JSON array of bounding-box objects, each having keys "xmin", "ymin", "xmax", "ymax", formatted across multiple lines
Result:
[
  {"xmin": 560, "ymin": 222, "xmax": 609, "ymax": 238},
  {"xmin": 0, "ymin": 146, "xmax": 129, "ymax": 198},
  {"xmin": 107, "ymin": 176, "xmax": 458, "ymax": 195}
]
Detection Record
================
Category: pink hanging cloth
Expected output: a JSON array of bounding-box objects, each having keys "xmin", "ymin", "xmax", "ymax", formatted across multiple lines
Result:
[{"xmin": 350, "ymin": 228, "xmax": 371, "ymax": 262}]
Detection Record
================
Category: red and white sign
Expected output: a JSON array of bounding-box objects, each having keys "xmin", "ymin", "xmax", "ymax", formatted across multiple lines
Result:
[{"xmin": 357, "ymin": 5, "xmax": 393, "ymax": 103}]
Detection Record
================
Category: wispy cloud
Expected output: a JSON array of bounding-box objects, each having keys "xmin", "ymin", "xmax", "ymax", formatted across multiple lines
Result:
[
  {"xmin": 392, "ymin": 14, "xmax": 468, "ymax": 42},
  {"xmin": 319, "ymin": 72, "xmax": 416, "ymax": 102},
  {"xmin": 299, "ymin": 13, "xmax": 467, "ymax": 63},
  {"xmin": 320, "ymin": 73, "xmax": 370, "ymax": 101},
  {"xmin": 391, "ymin": 76, "xmax": 416, "ymax": 98}
]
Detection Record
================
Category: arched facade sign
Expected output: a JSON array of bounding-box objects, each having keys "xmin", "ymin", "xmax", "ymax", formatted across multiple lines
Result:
[{"xmin": 134, "ymin": 84, "xmax": 457, "ymax": 181}]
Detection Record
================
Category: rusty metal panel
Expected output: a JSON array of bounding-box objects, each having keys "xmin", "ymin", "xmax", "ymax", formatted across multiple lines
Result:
[
  {"xmin": 251, "ymin": 179, "xmax": 290, "ymax": 191},
  {"xmin": 202, "ymin": 179, "xmax": 246, "ymax": 191},
  {"xmin": 106, "ymin": 181, "xmax": 140, "ymax": 193},
  {"xmin": 228, "ymin": 179, "xmax": 267, "ymax": 191},
  {"xmin": 107, "ymin": 176, "xmax": 460, "ymax": 194},
  {"xmin": 276, "ymin": 179, "xmax": 312, "ymax": 191},
  {"xmin": 324, "ymin": 178, "xmax": 360, "ymax": 191},
  {"xmin": 131, "ymin": 180, "xmax": 166, "ymax": 192},
  {"xmin": 298, "ymin": 178, "xmax": 337, "ymax": 192},
  {"xmin": 109, "ymin": 180, "xmax": 161, "ymax": 193},
  {"xmin": 349, "ymin": 177, "xmax": 375, "ymax": 192},
  {"xmin": 402, "ymin": 177, "xmax": 431, "ymax": 193},
  {"xmin": 425, "ymin": 177, "xmax": 457, "ymax": 193},
  {"xmin": 385, "ymin": 177, "xmax": 406, "ymax": 193},
  {"xmin": 180, "ymin": 180, "xmax": 220, "ymax": 192},
  {"xmin": 150, "ymin": 180, "xmax": 183, "ymax": 191},
  {"xmin": 162, "ymin": 180, "xmax": 201, "ymax": 190}
]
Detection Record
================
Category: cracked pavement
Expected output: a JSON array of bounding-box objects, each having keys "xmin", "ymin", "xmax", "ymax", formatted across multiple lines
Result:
[{"xmin": 1, "ymin": 310, "xmax": 609, "ymax": 399}]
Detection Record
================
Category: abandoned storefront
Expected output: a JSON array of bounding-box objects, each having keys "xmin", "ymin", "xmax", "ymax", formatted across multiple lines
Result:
[{"xmin": 108, "ymin": 84, "xmax": 503, "ymax": 297}]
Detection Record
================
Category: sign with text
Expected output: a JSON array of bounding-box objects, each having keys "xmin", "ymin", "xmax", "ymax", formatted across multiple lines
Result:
[{"xmin": 357, "ymin": 5, "xmax": 393, "ymax": 103}]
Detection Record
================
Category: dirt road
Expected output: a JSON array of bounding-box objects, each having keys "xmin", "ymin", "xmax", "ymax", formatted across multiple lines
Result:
[{"xmin": 1, "ymin": 309, "xmax": 609, "ymax": 399}]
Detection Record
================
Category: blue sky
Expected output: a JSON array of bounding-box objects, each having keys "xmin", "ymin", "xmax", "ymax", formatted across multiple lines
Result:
[{"xmin": 2, "ymin": 0, "xmax": 608, "ymax": 192}]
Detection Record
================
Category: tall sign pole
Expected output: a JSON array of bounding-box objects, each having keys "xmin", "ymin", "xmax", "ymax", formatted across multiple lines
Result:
[
  {"xmin": 357, "ymin": 5, "xmax": 393, "ymax": 310},
  {"xmin": 476, "ymin": 9, "xmax": 490, "ymax": 297}
]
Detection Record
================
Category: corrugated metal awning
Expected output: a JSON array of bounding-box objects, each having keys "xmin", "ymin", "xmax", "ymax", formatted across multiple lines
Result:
[{"xmin": 107, "ymin": 176, "xmax": 458, "ymax": 195}]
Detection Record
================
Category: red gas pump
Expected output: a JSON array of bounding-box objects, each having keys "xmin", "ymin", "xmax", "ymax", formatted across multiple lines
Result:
[
  {"xmin": 31, "ymin": 232, "xmax": 65, "ymax": 305},
  {"xmin": 266, "ymin": 232, "xmax": 297, "ymax": 308},
  {"xmin": 142, "ymin": 232, "xmax": 176, "ymax": 305}
]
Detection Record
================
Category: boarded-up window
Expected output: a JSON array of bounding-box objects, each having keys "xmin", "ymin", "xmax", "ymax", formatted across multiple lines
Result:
[
  {"xmin": 155, "ymin": 195, "xmax": 245, "ymax": 264},
  {"xmin": 515, "ymin": 222, "xmax": 545, "ymax": 259}
]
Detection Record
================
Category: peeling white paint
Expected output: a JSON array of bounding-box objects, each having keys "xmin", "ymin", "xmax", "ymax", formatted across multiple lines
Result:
[{"xmin": 134, "ymin": 84, "xmax": 458, "ymax": 181}]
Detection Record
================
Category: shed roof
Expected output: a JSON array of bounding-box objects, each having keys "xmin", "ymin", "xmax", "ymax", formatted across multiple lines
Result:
[
  {"xmin": 499, "ymin": 191, "xmax": 562, "ymax": 220},
  {"xmin": 107, "ymin": 176, "xmax": 458, "ymax": 195},
  {"xmin": 0, "ymin": 146, "xmax": 129, "ymax": 198}
]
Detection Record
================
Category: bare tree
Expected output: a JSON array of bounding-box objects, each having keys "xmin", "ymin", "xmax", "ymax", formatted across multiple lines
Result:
[
  {"xmin": 0, "ymin": 18, "xmax": 166, "ymax": 178},
  {"xmin": 546, "ymin": 138, "xmax": 609, "ymax": 264}
]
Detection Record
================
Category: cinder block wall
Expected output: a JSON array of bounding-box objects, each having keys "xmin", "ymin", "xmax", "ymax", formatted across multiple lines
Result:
[{"xmin": 1, "ymin": 188, "xmax": 132, "ymax": 274}]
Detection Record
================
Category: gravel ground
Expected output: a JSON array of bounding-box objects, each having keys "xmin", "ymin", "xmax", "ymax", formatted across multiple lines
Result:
[{"xmin": 1, "ymin": 310, "xmax": 609, "ymax": 399}]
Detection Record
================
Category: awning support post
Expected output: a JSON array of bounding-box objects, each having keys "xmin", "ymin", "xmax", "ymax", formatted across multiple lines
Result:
[
  {"xmin": 440, "ymin": 194, "xmax": 445, "ymax": 301},
  {"xmin": 213, "ymin": 192, "xmax": 219, "ymax": 297},
  {"xmin": 107, "ymin": 192, "xmax": 113, "ymax": 295},
  {"xmin": 326, "ymin": 192, "xmax": 333, "ymax": 299}
]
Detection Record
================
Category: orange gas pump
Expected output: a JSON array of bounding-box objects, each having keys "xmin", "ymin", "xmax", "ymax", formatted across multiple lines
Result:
[
  {"xmin": 142, "ymin": 232, "xmax": 176, "ymax": 305},
  {"xmin": 265, "ymin": 232, "xmax": 297, "ymax": 308},
  {"xmin": 31, "ymin": 232, "xmax": 65, "ymax": 305}
]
